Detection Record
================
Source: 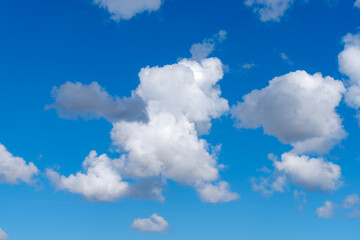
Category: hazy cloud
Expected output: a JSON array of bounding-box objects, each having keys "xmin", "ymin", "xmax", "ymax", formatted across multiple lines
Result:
[
  {"xmin": 190, "ymin": 30, "xmax": 227, "ymax": 61},
  {"xmin": 92, "ymin": 0, "xmax": 163, "ymax": 21},
  {"xmin": 132, "ymin": 213, "xmax": 169, "ymax": 233},
  {"xmin": 245, "ymin": 0, "xmax": 294, "ymax": 22}
]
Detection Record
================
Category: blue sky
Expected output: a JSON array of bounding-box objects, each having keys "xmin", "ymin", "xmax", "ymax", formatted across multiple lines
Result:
[{"xmin": 1, "ymin": 0, "xmax": 360, "ymax": 239}]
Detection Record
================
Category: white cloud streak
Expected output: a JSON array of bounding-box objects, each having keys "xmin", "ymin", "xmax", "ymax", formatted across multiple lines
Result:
[
  {"xmin": 92, "ymin": 0, "xmax": 163, "ymax": 21},
  {"xmin": 132, "ymin": 213, "xmax": 169, "ymax": 233},
  {"xmin": 0, "ymin": 144, "xmax": 38, "ymax": 185}
]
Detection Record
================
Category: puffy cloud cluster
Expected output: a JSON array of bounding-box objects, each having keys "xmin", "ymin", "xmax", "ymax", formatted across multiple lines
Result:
[
  {"xmin": 244, "ymin": 0, "xmax": 293, "ymax": 22},
  {"xmin": 339, "ymin": 33, "xmax": 360, "ymax": 120},
  {"xmin": 0, "ymin": 228, "xmax": 7, "ymax": 240},
  {"xmin": 132, "ymin": 213, "xmax": 169, "ymax": 233},
  {"xmin": 0, "ymin": 144, "xmax": 39, "ymax": 185},
  {"xmin": 232, "ymin": 70, "xmax": 346, "ymax": 155},
  {"xmin": 190, "ymin": 30, "xmax": 227, "ymax": 61},
  {"xmin": 46, "ymin": 81, "xmax": 147, "ymax": 122},
  {"xmin": 47, "ymin": 57, "xmax": 238, "ymax": 203},
  {"xmin": 316, "ymin": 194, "xmax": 360, "ymax": 218},
  {"xmin": 92, "ymin": 0, "xmax": 163, "ymax": 21},
  {"xmin": 251, "ymin": 153, "xmax": 342, "ymax": 195}
]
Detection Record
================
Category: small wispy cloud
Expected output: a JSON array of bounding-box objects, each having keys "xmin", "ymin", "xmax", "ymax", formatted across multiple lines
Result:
[
  {"xmin": 280, "ymin": 52, "xmax": 293, "ymax": 65},
  {"xmin": 132, "ymin": 213, "xmax": 169, "ymax": 233},
  {"xmin": 241, "ymin": 63, "xmax": 256, "ymax": 69},
  {"xmin": 190, "ymin": 30, "xmax": 227, "ymax": 61}
]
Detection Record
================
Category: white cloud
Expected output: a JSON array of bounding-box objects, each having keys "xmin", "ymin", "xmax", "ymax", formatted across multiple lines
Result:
[
  {"xmin": 316, "ymin": 201, "xmax": 335, "ymax": 218},
  {"xmin": 132, "ymin": 213, "xmax": 169, "ymax": 233},
  {"xmin": 196, "ymin": 181, "xmax": 240, "ymax": 203},
  {"xmin": 274, "ymin": 153, "xmax": 342, "ymax": 191},
  {"xmin": 0, "ymin": 144, "xmax": 39, "ymax": 185},
  {"xmin": 316, "ymin": 194, "xmax": 360, "ymax": 218},
  {"xmin": 47, "ymin": 151, "xmax": 129, "ymax": 202},
  {"xmin": 231, "ymin": 70, "xmax": 346, "ymax": 154},
  {"xmin": 252, "ymin": 153, "xmax": 341, "ymax": 195},
  {"xmin": 93, "ymin": 0, "xmax": 163, "ymax": 21},
  {"xmin": 0, "ymin": 228, "xmax": 8, "ymax": 240},
  {"xmin": 280, "ymin": 52, "xmax": 293, "ymax": 65},
  {"xmin": 355, "ymin": 0, "xmax": 360, "ymax": 8},
  {"xmin": 343, "ymin": 194, "xmax": 360, "ymax": 208},
  {"xmin": 241, "ymin": 63, "xmax": 256, "ymax": 69},
  {"xmin": 245, "ymin": 0, "xmax": 294, "ymax": 22},
  {"xmin": 46, "ymin": 81, "xmax": 147, "ymax": 122},
  {"xmin": 339, "ymin": 33, "xmax": 360, "ymax": 120},
  {"xmin": 190, "ymin": 30, "xmax": 227, "ymax": 61},
  {"xmin": 47, "ymin": 57, "xmax": 237, "ymax": 203}
]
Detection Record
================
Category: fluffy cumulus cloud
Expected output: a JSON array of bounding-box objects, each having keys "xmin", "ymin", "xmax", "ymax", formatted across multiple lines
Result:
[
  {"xmin": 338, "ymin": 33, "xmax": 360, "ymax": 120},
  {"xmin": 251, "ymin": 153, "xmax": 342, "ymax": 195},
  {"xmin": 47, "ymin": 57, "xmax": 238, "ymax": 203},
  {"xmin": 132, "ymin": 213, "xmax": 169, "ymax": 233},
  {"xmin": 274, "ymin": 153, "xmax": 342, "ymax": 191},
  {"xmin": 0, "ymin": 144, "xmax": 39, "ymax": 184},
  {"xmin": 190, "ymin": 30, "xmax": 227, "ymax": 61},
  {"xmin": 316, "ymin": 194, "xmax": 360, "ymax": 218},
  {"xmin": 46, "ymin": 81, "xmax": 147, "ymax": 122},
  {"xmin": 231, "ymin": 70, "xmax": 346, "ymax": 154},
  {"xmin": 196, "ymin": 181, "xmax": 239, "ymax": 203},
  {"xmin": 0, "ymin": 228, "xmax": 7, "ymax": 240},
  {"xmin": 244, "ymin": 0, "xmax": 294, "ymax": 22},
  {"xmin": 47, "ymin": 151, "xmax": 129, "ymax": 202},
  {"xmin": 92, "ymin": 0, "xmax": 163, "ymax": 21}
]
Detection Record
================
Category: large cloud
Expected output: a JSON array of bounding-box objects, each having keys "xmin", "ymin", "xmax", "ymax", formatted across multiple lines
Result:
[
  {"xmin": 132, "ymin": 213, "xmax": 169, "ymax": 233},
  {"xmin": 339, "ymin": 33, "xmax": 360, "ymax": 120},
  {"xmin": 231, "ymin": 70, "xmax": 346, "ymax": 154},
  {"xmin": 0, "ymin": 144, "xmax": 38, "ymax": 185},
  {"xmin": 244, "ymin": 0, "xmax": 293, "ymax": 22},
  {"xmin": 47, "ymin": 57, "xmax": 238, "ymax": 203},
  {"xmin": 46, "ymin": 81, "xmax": 147, "ymax": 122},
  {"xmin": 251, "ymin": 153, "xmax": 342, "ymax": 195},
  {"xmin": 92, "ymin": 0, "xmax": 163, "ymax": 21}
]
